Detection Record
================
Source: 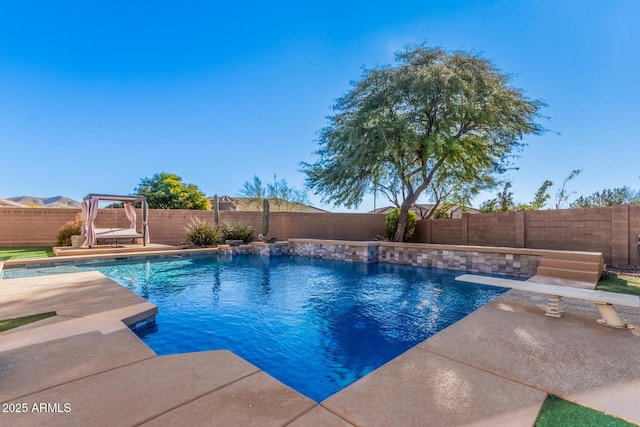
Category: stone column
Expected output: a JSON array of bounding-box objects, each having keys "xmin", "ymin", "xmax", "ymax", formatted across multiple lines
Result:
[
  {"xmin": 461, "ymin": 213, "xmax": 469, "ymax": 245},
  {"xmin": 611, "ymin": 205, "xmax": 630, "ymax": 266},
  {"xmin": 515, "ymin": 211, "xmax": 526, "ymax": 248}
]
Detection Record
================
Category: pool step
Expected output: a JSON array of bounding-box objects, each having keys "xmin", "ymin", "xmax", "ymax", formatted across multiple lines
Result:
[
  {"xmin": 536, "ymin": 250, "xmax": 603, "ymax": 263},
  {"xmin": 536, "ymin": 253, "xmax": 604, "ymax": 286},
  {"xmin": 536, "ymin": 266, "xmax": 601, "ymax": 284},
  {"xmin": 539, "ymin": 258, "xmax": 602, "ymax": 272}
]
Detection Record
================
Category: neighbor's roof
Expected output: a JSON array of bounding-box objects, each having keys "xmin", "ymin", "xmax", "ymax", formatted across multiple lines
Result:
[{"xmin": 218, "ymin": 195, "xmax": 235, "ymax": 203}]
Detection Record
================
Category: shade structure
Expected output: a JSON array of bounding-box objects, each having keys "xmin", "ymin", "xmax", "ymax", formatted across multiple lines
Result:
[{"xmin": 81, "ymin": 194, "xmax": 149, "ymax": 247}]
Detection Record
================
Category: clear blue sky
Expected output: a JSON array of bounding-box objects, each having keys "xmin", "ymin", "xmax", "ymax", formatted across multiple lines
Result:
[{"xmin": 1, "ymin": 1, "xmax": 638, "ymax": 211}]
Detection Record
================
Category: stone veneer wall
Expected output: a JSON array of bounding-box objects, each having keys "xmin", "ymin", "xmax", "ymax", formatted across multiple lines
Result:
[
  {"xmin": 288, "ymin": 239, "xmax": 540, "ymax": 277},
  {"xmin": 378, "ymin": 243, "xmax": 540, "ymax": 278},
  {"xmin": 246, "ymin": 242, "xmax": 289, "ymax": 257},
  {"xmin": 288, "ymin": 239, "xmax": 379, "ymax": 263}
]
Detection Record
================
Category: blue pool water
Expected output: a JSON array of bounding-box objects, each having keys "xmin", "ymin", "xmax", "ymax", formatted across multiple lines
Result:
[{"xmin": 3, "ymin": 255, "xmax": 507, "ymax": 402}]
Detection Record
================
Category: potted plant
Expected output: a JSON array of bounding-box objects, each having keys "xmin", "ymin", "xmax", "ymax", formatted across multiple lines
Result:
[
  {"xmin": 71, "ymin": 235, "xmax": 85, "ymax": 248},
  {"xmin": 57, "ymin": 214, "xmax": 84, "ymax": 248}
]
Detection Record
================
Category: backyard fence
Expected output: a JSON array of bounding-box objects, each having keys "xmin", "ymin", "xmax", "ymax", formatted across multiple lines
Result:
[
  {"xmin": 1, "ymin": 205, "xmax": 638, "ymax": 266},
  {"xmin": 0, "ymin": 208, "xmax": 385, "ymax": 248},
  {"xmin": 413, "ymin": 205, "xmax": 640, "ymax": 266}
]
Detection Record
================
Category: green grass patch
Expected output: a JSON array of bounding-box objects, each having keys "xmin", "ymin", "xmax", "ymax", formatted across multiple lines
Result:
[
  {"xmin": 0, "ymin": 312, "xmax": 56, "ymax": 332},
  {"xmin": 0, "ymin": 247, "xmax": 55, "ymax": 260},
  {"xmin": 536, "ymin": 395, "xmax": 634, "ymax": 426},
  {"xmin": 596, "ymin": 274, "xmax": 640, "ymax": 297}
]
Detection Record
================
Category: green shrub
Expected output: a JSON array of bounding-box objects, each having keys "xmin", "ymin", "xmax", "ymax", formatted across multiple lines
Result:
[
  {"xmin": 56, "ymin": 214, "xmax": 83, "ymax": 246},
  {"xmin": 385, "ymin": 208, "xmax": 417, "ymax": 241},
  {"xmin": 222, "ymin": 221, "xmax": 256, "ymax": 243},
  {"xmin": 185, "ymin": 217, "xmax": 221, "ymax": 246}
]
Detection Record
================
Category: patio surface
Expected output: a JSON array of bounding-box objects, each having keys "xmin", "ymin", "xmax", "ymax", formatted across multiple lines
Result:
[
  {"xmin": 52, "ymin": 243, "xmax": 181, "ymax": 257},
  {"xmin": 1, "ymin": 267, "xmax": 639, "ymax": 426}
]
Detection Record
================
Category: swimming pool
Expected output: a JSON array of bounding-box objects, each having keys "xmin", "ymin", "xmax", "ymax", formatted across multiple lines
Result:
[{"xmin": 3, "ymin": 254, "xmax": 507, "ymax": 402}]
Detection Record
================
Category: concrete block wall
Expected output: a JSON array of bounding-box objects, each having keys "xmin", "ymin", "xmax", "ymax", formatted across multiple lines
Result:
[
  {"xmin": 415, "ymin": 206, "xmax": 638, "ymax": 265},
  {"xmin": 610, "ymin": 206, "xmax": 628, "ymax": 266},
  {"xmin": 0, "ymin": 208, "xmax": 385, "ymax": 247},
  {"xmin": 428, "ymin": 218, "xmax": 464, "ymax": 245},
  {"xmin": 525, "ymin": 208, "xmax": 613, "ymax": 259},
  {"xmin": 1, "ymin": 206, "xmax": 639, "ymax": 266},
  {"xmin": 145, "ymin": 211, "xmax": 264, "ymax": 245},
  {"xmin": 467, "ymin": 212, "xmax": 517, "ymax": 247},
  {"xmin": 413, "ymin": 211, "xmax": 519, "ymax": 248},
  {"xmin": 620, "ymin": 206, "xmax": 640, "ymax": 265},
  {"xmin": 276, "ymin": 213, "xmax": 385, "ymax": 241},
  {"xmin": 0, "ymin": 208, "xmax": 151, "ymax": 246},
  {"xmin": 146, "ymin": 211, "xmax": 385, "ymax": 245},
  {"xmin": 0, "ymin": 209, "xmax": 79, "ymax": 246},
  {"xmin": 630, "ymin": 206, "xmax": 640, "ymax": 266}
]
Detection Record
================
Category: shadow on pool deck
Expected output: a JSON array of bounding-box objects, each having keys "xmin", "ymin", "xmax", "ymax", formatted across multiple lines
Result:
[{"xmin": 1, "ymin": 271, "xmax": 639, "ymax": 426}]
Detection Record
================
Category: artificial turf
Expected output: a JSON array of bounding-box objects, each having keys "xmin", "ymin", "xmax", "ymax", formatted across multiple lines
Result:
[
  {"xmin": 536, "ymin": 395, "xmax": 635, "ymax": 426},
  {"xmin": 0, "ymin": 247, "xmax": 55, "ymax": 260},
  {"xmin": 596, "ymin": 274, "xmax": 640, "ymax": 297},
  {"xmin": 0, "ymin": 312, "xmax": 57, "ymax": 332}
]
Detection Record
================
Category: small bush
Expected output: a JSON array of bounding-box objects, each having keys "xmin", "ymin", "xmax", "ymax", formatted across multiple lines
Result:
[
  {"xmin": 185, "ymin": 217, "xmax": 221, "ymax": 246},
  {"xmin": 222, "ymin": 221, "xmax": 256, "ymax": 243},
  {"xmin": 56, "ymin": 214, "xmax": 83, "ymax": 246},
  {"xmin": 385, "ymin": 208, "xmax": 417, "ymax": 241}
]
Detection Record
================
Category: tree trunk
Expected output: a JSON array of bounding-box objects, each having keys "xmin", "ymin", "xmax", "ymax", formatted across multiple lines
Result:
[{"xmin": 393, "ymin": 197, "xmax": 418, "ymax": 242}]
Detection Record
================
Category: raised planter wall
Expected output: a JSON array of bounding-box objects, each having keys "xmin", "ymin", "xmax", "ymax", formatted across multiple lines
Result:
[
  {"xmin": 2, "ymin": 240, "xmax": 596, "ymax": 281},
  {"xmin": 379, "ymin": 243, "xmax": 540, "ymax": 277},
  {"xmin": 289, "ymin": 240, "xmax": 540, "ymax": 277},
  {"xmin": 289, "ymin": 239, "xmax": 379, "ymax": 263}
]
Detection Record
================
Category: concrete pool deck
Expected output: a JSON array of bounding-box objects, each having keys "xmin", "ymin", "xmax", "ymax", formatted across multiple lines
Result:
[{"xmin": 1, "ymin": 272, "xmax": 640, "ymax": 426}]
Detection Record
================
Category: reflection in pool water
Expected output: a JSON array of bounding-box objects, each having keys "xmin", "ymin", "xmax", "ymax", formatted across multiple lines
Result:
[{"xmin": 4, "ymin": 254, "xmax": 506, "ymax": 402}]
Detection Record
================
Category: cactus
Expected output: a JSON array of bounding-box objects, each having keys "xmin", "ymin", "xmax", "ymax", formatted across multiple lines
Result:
[
  {"xmin": 213, "ymin": 195, "xmax": 219, "ymax": 225},
  {"xmin": 262, "ymin": 198, "xmax": 270, "ymax": 236}
]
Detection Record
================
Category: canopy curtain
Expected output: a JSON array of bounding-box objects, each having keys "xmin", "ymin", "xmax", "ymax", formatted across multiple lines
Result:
[
  {"xmin": 143, "ymin": 201, "xmax": 150, "ymax": 244},
  {"xmin": 82, "ymin": 196, "xmax": 100, "ymax": 247},
  {"xmin": 124, "ymin": 202, "xmax": 136, "ymax": 229},
  {"xmin": 80, "ymin": 199, "xmax": 89, "ymax": 239}
]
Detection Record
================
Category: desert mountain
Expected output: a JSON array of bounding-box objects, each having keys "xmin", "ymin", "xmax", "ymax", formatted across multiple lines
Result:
[
  {"xmin": 7, "ymin": 196, "xmax": 82, "ymax": 209},
  {"xmin": 0, "ymin": 198, "xmax": 27, "ymax": 207}
]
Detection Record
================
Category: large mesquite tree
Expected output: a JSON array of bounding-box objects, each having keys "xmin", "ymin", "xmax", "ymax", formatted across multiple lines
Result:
[{"xmin": 302, "ymin": 45, "xmax": 545, "ymax": 241}]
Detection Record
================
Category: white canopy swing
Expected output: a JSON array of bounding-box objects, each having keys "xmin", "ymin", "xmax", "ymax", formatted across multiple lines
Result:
[{"xmin": 81, "ymin": 194, "xmax": 150, "ymax": 248}]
